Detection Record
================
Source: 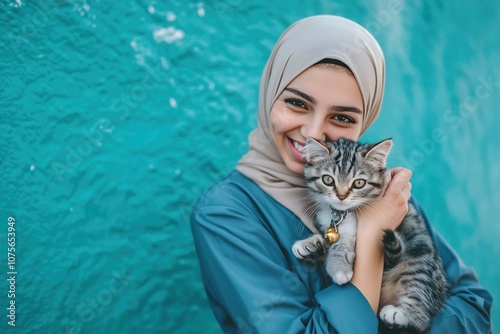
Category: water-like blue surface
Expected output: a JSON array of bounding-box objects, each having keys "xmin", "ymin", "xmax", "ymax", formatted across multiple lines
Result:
[{"xmin": 1, "ymin": 1, "xmax": 498, "ymax": 333}]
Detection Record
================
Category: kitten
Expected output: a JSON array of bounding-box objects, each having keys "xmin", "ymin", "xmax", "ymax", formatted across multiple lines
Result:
[{"xmin": 292, "ymin": 137, "xmax": 447, "ymax": 333}]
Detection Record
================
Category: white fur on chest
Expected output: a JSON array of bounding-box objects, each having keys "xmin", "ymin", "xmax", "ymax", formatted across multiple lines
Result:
[{"xmin": 315, "ymin": 207, "xmax": 357, "ymax": 237}]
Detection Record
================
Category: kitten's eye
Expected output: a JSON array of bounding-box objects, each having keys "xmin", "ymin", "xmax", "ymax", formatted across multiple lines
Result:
[
  {"xmin": 352, "ymin": 179, "xmax": 366, "ymax": 189},
  {"xmin": 322, "ymin": 175, "xmax": 335, "ymax": 186}
]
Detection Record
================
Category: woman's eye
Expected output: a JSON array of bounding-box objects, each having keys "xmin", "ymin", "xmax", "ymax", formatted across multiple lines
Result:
[
  {"xmin": 322, "ymin": 175, "xmax": 335, "ymax": 186},
  {"xmin": 352, "ymin": 179, "xmax": 366, "ymax": 189},
  {"xmin": 284, "ymin": 98, "xmax": 307, "ymax": 109},
  {"xmin": 332, "ymin": 114, "xmax": 355, "ymax": 124}
]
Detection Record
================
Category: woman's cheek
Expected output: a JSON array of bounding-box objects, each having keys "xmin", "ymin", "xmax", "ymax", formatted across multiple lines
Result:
[
  {"xmin": 270, "ymin": 107, "xmax": 295, "ymax": 134},
  {"xmin": 326, "ymin": 124, "xmax": 362, "ymax": 142}
]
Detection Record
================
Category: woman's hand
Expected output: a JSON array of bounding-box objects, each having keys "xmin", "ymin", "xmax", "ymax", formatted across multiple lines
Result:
[
  {"xmin": 351, "ymin": 167, "xmax": 412, "ymax": 313},
  {"xmin": 357, "ymin": 167, "xmax": 412, "ymax": 234}
]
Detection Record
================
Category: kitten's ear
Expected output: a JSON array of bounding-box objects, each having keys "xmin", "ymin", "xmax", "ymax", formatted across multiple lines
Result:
[
  {"xmin": 364, "ymin": 139, "xmax": 393, "ymax": 167},
  {"xmin": 303, "ymin": 137, "xmax": 330, "ymax": 164}
]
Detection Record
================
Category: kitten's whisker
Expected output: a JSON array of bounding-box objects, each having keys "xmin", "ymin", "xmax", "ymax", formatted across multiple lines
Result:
[
  {"xmin": 299, "ymin": 197, "xmax": 327, "ymax": 221},
  {"xmin": 358, "ymin": 202, "xmax": 386, "ymax": 222}
]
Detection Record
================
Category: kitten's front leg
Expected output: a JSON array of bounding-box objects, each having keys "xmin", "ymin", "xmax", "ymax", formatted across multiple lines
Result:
[
  {"xmin": 292, "ymin": 234, "xmax": 327, "ymax": 261},
  {"xmin": 325, "ymin": 236, "xmax": 356, "ymax": 285}
]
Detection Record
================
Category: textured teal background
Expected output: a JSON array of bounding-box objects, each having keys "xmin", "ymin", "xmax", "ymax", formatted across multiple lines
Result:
[{"xmin": 0, "ymin": 0, "xmax": 498, "ymax": 333}]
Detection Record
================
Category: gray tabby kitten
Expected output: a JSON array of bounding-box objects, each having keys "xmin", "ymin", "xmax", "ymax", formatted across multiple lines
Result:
[{"xmin": 292, "ymin": 137, "xmax": 447, "ymax": 333}]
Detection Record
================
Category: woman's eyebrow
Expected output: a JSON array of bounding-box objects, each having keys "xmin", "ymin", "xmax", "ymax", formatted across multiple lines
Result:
[
  {"xmin": 284, "ymin": 87, "xmax": 362, "ymax": 114},
  {"xmin": 285, "ymin": 88, "xmax": 316, "ymax": 104},
  {"xmin": 333, "ymin": 106, "xmax": 363, "ymax": 114}
]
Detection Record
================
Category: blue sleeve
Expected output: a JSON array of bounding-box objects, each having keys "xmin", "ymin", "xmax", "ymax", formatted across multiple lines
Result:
[
  {"xmin": 191, "ymin": 204, "xmax": 379, "ymax": 334},
  {"xmin": 411, "ymin": 200, "xmax": 493, "ymax": 334}
]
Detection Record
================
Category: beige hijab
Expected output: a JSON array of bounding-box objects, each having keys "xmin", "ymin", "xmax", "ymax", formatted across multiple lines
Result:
[{"xmin": 236, "ymin": 15, "xmax": 385, "ymax": 233}]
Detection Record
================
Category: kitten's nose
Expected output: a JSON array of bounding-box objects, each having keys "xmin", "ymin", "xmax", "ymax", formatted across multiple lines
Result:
[{"xmin": 337, "ymin": 194, "xmax": 347, "ymax": 201}]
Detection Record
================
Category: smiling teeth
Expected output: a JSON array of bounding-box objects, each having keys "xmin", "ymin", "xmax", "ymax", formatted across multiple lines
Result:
[{"xmin": 292, "ymin": 140, "xmax": 304, "ymax": 151}]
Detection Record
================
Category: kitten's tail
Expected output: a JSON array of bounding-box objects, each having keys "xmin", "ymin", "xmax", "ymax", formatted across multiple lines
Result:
[{"xmin": 382, "ymin": 229, "xmax": 402, "ymax": 268}]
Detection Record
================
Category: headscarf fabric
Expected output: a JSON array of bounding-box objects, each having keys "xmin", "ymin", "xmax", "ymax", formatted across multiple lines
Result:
[{"xmin": 236, "ymin": 15, "xmax": 386, "ymax": 233}]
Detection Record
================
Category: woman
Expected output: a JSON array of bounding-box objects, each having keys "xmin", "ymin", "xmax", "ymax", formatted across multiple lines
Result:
[{"xmin": 191, "ymin": 15, "xmax": 492, "ymax": 333}]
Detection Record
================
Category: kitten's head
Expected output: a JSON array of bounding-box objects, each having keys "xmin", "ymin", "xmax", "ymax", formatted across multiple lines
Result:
[{"xmin": 302, "ymin": 137, "xmax": 392, "ymax": 211}]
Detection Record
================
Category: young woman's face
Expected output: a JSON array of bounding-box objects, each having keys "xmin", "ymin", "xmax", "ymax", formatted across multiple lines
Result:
[{"xmin": 269, "ymin": 65, "xmax": 364, "ymax": 174}]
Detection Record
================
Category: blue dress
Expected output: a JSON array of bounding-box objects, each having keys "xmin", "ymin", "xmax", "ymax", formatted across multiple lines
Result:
[{"xmin": 191, "ymin": 171, "xmax": 492, "ymax": 333}]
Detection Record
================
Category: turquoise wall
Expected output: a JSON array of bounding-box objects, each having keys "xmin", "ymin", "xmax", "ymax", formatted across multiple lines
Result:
[{"xmin": 1, "ymin": 0, "xmax": 498, "ymax": 332}]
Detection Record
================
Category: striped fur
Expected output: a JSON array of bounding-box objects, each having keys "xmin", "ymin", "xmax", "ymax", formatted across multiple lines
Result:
[{"xmin": 295, "ymin": 138, "xmax": 447, "ymax": 333}]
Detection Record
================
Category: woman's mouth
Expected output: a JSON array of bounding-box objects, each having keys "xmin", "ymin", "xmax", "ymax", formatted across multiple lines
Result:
[{"xmin": 287, "ymin": 137, "xmax": 307, "ymax": 163}]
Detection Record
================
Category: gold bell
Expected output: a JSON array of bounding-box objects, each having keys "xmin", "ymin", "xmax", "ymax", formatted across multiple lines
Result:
[{"xmin": 324, "ymin": 226, "xmax": 340, "ymax": 244}]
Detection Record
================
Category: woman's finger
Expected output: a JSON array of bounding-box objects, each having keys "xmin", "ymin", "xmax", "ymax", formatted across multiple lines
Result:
[
  {"xmin": 402, "ymin": 182, "xmax": 412, "ymax": 200},
  {"xmin": 386, "ymin": 168, "xmax": 412, "ymax": 196},
  {"xmin": 390, "ymin": 167, "xmax": 408, "ymax": 178}
]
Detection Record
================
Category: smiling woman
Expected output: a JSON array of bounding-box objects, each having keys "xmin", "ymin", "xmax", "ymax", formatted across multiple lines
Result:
[
  {"xmin": 269, "ymin": 62, "xmax": 364, "ymax": 174},
  {"xmin": 1, "ymin": 0, "xmax": 498, "ymax": 332},
  {"xmin": 190, "ymin": 15, "xmax": 492, "ymax": 334}
]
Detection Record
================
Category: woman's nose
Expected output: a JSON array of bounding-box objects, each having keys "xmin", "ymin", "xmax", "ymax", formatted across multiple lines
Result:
[{"xmin": 301, "ymin": 116, "xmax": 326, "ymax": 142}]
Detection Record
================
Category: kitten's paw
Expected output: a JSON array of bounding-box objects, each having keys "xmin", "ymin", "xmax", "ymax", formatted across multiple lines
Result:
[
  {"xmin": 325, "ymin": 250, "xmax": 354, "ymax": 285},
  {"xmin": 332, "ymin": 270, "xmax": 353, "ymax": 285},
  {"xmin": 292, "ymin": 234, "xmax": 326, "ymax": 260},
  {"xmin": 379, "ymin": 305, "xmax": 409, "ymax": 329},
  {"xmin": 326, "ymin": 263, "xmax": 353, "ymax": 285}
]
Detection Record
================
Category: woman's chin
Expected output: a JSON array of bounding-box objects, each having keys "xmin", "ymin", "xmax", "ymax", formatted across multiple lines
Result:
[{"xmin": 285, "ymin": 159, "xmax": 305, "ymax": 175}]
